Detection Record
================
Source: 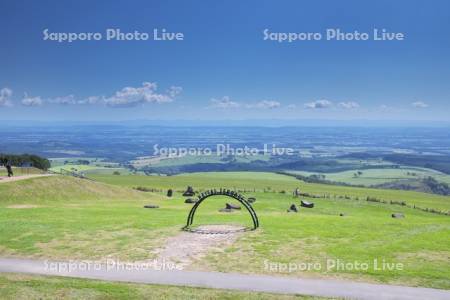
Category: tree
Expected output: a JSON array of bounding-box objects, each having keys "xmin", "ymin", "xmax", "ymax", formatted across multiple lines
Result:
[{"xmin": 0, "ymin": 153, "xmax": 50, "ymax": 170}]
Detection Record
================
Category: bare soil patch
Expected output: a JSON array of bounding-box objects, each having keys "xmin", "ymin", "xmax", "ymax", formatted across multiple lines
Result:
[
  {"xmin": 0, "ymin": 174, "xmax": 53, "ymax": 184},
  {"xmin": 6, "ymin": 204, "xmax": 40, "ymax": 209},
  {"xmin": 152, "ymin": 225, "xmax": 244, "ymax": 269}
]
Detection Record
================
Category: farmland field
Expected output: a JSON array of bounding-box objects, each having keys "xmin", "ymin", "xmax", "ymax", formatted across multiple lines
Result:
[
  {"xmin": 285, "ymin": 167, "xmax": 450, "ymax": 186},
  {"xmin": 48, "ymin": 164, "xmax": 128, "ymax": 175},
  {"xmin": 130, "ymin": 154, "xmax": 272, "ymax": 168}
]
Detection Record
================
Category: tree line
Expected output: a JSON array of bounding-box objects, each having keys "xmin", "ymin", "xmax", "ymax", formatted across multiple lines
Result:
[{"xmin": 0, "ymin": 153, "xmax": 50, "ymax": 170}]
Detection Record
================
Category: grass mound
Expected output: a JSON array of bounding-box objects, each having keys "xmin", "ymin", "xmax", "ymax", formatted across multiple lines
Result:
[{"xmin": 0, "ymin": 175, "xmax": 152, "ymax": 204}]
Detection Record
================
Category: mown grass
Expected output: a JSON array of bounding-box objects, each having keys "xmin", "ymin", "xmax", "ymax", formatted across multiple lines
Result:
[
  {"xmin": 0, "ymin": 173, "xmax": 449, "ymax": 289},
  {"xmin": 0, "ymin": 273, "xmax": 321, "ymax": 300},
  {"xmin": 90, "ymin": 172, "xmax": 450, "ymax": 212}
]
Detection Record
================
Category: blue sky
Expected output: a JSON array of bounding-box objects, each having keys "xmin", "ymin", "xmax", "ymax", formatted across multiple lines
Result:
[{"xmin": 1, "ymin": 0, "xmax": 449, "ymax": 122}]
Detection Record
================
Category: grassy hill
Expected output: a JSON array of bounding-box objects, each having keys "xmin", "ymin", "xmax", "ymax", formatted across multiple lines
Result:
[
  {"xmin": 0, "ymin": 175, "xmax": 166, "ymax": 261},
  {"xmin": 90, "ymin": 172, "xmax": 299, "ymax": 191},
  {"xmin": 0, "ymin": 172, "xmax": 449, "ymax": 289},
  {"xmin": 0, "ymin": 175, "xmax": 152, "ymax": 204},
  {"xmin": 89, "ymin": 172, "xmax": 450, "ymax": 212}
]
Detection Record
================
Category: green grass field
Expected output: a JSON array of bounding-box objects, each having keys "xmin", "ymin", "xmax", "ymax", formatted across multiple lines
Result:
[
  {"xmin": 48, "ymin": 164, "xmax": 130, "ymax": 176},
  {"xmin": 49, "ymin": 158, "xmax": 117, "ymax": 167},
  {"xmin": 89, "ymin": 172, "xmax": 450, "ymax": 212},
  {"xmin": 48, "ymin": 157, "xmax": 125, "ymax": 176},
  {"xmin": 285, "ymin": 167, "xmax": 450, "ymax": 186},
  {"xmin": 0, "ymin": 273, "xmax": 319, "ymax": 300},
  {"xmin": 0, "ymin": 172, "xmax": 449, "ymax": 290},
  {"xmin": 49, "ymin": 164, "xmax": 104, "ymax": 173}
]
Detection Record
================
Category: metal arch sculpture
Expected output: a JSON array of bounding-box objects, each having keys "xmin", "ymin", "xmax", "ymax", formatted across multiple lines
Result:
[{"xmin": 184, "ymin": 188, "xmax": 259, "ymax": 230}]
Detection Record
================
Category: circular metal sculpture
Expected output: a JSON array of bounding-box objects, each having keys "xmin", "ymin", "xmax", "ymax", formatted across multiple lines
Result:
[{"xmin": 184, "ymin": 188, "xmax": 259, "ymax": 231}]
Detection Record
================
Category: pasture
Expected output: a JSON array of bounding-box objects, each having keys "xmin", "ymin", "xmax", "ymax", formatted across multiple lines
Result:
[{"xmin": 285, "ymin": 167, "xmax": 450, "ymax": 186}]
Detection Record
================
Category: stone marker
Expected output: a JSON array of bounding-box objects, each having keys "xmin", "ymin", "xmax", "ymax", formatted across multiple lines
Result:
[
  {"xmin": 226, "ymin": 203, "xmax": 241, "ymax": 210},
  {"xmin": 185, "ymin": 198, "xmax": 197, "ymax": 204},
  {"xmin": 182, "ymin": 186, "xmax": 195, "ymax": 197},
  {"xmin": 144, "ymin": 204, "xmax": 159, "ymax": 209},
  {"xmin": 301, "ymin": 200, "xmax": 314, "ymax": 208},
  {"xmin": 247, "ymin": 197, "xmax": 256, "ymax": 203},
  {"xmin": 167, "ymin": 189, "xmax": 173, "ymax": 197},
  {"xmin": 392, "ymin": 213, "xmax": 405, "ymax": 218},
  {"xmin": 339, "ymin": 213, "xmax": 346, "ymax": 217},
  {"xmin": 287, "ymin": 204, "xmax": 298, "ymax": 212}
]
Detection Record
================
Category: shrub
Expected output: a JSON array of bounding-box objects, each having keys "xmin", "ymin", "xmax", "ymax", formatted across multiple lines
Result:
[{"xmin": 0, "ymin": 153, "xmax": 50, "ymax": 170}]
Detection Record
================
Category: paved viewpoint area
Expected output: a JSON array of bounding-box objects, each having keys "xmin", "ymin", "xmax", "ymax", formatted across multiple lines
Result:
[{"xmin": 1, "ymin": 258, "xmax": 449, "ymax": 300}]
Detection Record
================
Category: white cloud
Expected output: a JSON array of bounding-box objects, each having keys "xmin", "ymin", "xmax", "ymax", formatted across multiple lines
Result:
[
  {"xmin": 78, "ymin": 96, "xmax": 104, "ymax": 105},
  {"xmin": 411, "ymin": 101, "xmax": 428, "ymax": 108},
  {"xmin": 1, "ymin": 81, "xmax": 181, "ymax": 108},
  {"xmin": 22, "ymin": 94, "xmax": 43, "ymax": 106},
  {"xmin": 247, "ymin": 100, "xmax": 281, "ymax": 109},
  {"xmin": 210, "ymin": 96, "xmax": 241, "ymax": 108},
  {"xmin": 49, "ymin": 94, "xmax": 76, "ymax": 105},
  {"xmin": 210, "ymin": 97, "xmax": 281, "ymax": 110},
  {"xmin": 286, "ymin": 104, "xmax": 297, "ymax": 109},
  {"xmin": 338, "ymin": 101, "xmax": 360, "ymax": 109},
  {"xmin": 167, "ymin": 86, "xmax": 183, "ymax": 98},
  {"xmin": 304, "ymin": 99, "xmax": 332, "ymax": 109},
  {"xmin": 104, "ymin": 82, "xmax": 179, "ymax": 107},
  {"xmin": 0, "ymin": 88, "xmax": 13, "ymax": 107}
]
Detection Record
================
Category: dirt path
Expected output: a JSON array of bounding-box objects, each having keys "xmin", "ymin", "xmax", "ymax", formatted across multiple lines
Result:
[
  {"xmin": 152, "ymin": 225, "xmax": 244, "ymax": 269},
  {"xmin": 0, "ymin": 174, "xmax": 54, "ymax": 183}
]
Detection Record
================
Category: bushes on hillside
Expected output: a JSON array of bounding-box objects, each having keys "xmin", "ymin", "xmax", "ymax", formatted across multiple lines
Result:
[
  {"xmin": 0, "ymin": 153, "xmax": 50, "ymax": 170},
  {"xmin": 422, "ymin": 176, "xmax": 450, "ymax": 195}
]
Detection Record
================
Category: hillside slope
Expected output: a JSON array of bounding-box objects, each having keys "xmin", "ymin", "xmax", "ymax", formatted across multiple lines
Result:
[
  {"xmin": 0, "ymin": 175, "xmax": 152, "ymax": 204},
  {"xmin": 90, "ymin": 171, "xmax": 450, "ymax": 212}
]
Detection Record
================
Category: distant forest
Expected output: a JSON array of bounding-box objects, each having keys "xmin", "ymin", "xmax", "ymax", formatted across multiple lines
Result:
[{"xmin": 383, "ymin": 154, "xmax": 450, "ymax": 175}]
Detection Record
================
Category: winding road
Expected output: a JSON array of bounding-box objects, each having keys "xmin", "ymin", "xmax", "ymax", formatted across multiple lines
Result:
[{"xmin": 0, "ymin": 258, "xmax": 449, "ymax": 299}]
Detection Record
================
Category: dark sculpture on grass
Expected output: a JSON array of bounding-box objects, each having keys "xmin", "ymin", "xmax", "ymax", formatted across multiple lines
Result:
[
  {"xmin": 182, "ymin": 186, "xmax": 195, "ymax": 197},
  {"xmin": 287, "ymin": 204, "xmax": 298, "ymax": 212},
  {"xmin": 301, "ymin": 200, "xmax": 314, "ymax": 208},
  {"xmin": 184, "ymin": 189, "xmax": 259, "ymax": 231},
  {"xmin": 185, "ymin": 198, "xmax": 197, "ymax": 203}
]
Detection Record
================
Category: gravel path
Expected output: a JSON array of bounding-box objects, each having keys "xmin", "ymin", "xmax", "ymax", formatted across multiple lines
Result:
[{"xmin": 0, "ymin": 174, "xmax": 53, "ymax": 183}]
